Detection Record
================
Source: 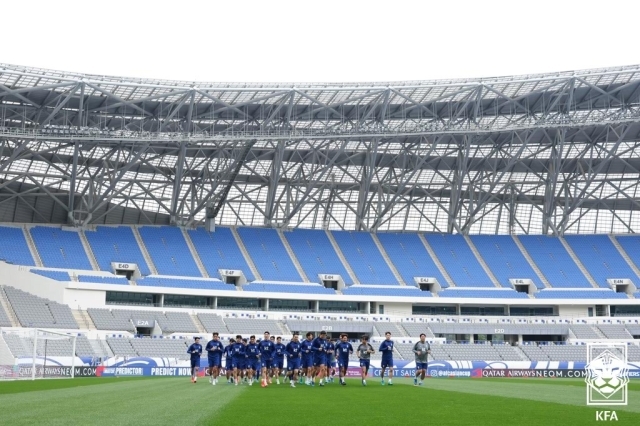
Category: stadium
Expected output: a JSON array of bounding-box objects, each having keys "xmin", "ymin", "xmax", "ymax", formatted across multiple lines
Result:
[{"xmin": 0, "ymin": 62, "xmax": 639, "ymax": 425}]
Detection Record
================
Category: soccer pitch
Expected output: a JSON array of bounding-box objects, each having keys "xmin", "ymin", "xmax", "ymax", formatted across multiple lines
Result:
[{"xmin": 1, "ymin": 377, "xmax": 639, "ymax": 425}]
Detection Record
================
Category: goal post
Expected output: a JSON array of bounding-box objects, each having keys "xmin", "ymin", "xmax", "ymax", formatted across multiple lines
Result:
[{"xmin": 31, "ymin": 329, "xmax": 77, "ymax": 380}]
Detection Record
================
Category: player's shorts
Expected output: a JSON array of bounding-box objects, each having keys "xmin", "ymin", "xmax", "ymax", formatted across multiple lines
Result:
[
  {"xmin": 274, "ymin": 359, "xmax": 284, "ymax": 370},
  {"xmin": 287, "ymin": 358, "xmax": 301, "ymax": 371},
  {"xmin": 338, "ymin": 357, "xmax": 349, "ymax": 369},
  {"xmin": 416, "ymin": 362, "xmax": 429, "ymax": 370},
  {"xmin": 208, "ymin": 356, "xmax": 222, "ymax": 368},
  {"xmin": 359, "ymin": 359, "xmax": 370, "ymax": 369},
  {"xmin": 302, "ymin": 356, "xmax": 313, "ymax": 369},
  {"xmin": 225, "ymin": 358, "xmax": 233, "ymax": 370},
  {"xmin": 231, "ymin": 358, "xmax": 244, "ymax": 369},
  {"xmin": 260, "ymin": 358, "xmax": 273, "ymax": 369},
  {"xmin": 190, "ymin": 358, "xmax": 200, "ymax": 368},
  {"xmin": 329, "ymin": 358, "xmax": 337, "ymax": 368},
  {"xmin": 246, "ymin": 359, "xmax": 260, "ymax": 371},
  {"xmin": 313, "ymin": 355, "xmax": 327, "ymax": 367},
  {"xmin": 381, "ymin": 357, "xmax": 394, "ymax": 369}
]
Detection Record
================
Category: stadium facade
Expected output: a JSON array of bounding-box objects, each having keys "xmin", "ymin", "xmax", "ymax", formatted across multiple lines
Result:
[{"xmin": 0, "ymin": 64, "xmax": 639, "ymax": 376}]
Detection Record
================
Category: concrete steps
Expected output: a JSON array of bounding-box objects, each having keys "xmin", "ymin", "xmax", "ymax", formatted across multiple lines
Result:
[
  {"xmin": 512, "ymin": 235, "xmax": 551, "ymax": 288},
  {"xmin": 0, "ymin": 287, "xmax": 21, "ymax": 327},
  {"xmin": 79, "ymin": 229, "xmax": 100, "ymax": 271},
  {"xmin": 23, "ymin": 225, "xmax": 43, "ymax": 267},
  {"xmin": 72, "ymin": 309, "xmax": 96, "ymax": 330},
  {"xmin": 371, "ymin": 233, "xmax": 405, "ymax": 285},
  {"xmin": 325, "ymin": 230, "xmax": 359, "ymax": 284},
  {"xmin": 190, "ymin": 313, "xmax": 207, "ymax": 334},
  {"xmin": 559, "ymin": 237, "xmax": 599, "ymax": 288},
  {"xmin": 417, "ymin": 234, "xmax": 455, "ymax": 287},
  {"xmin": 277, "ymin": 229, "xmax": 309, "ymax": 282},
  {"xmin": 464, "ymin": 235, "xmax": 501, "ymax": 288},
  {"xmin": 230, "ymin": 227, "xmax": 262, "ymax": 281},
  {"xmin": 181, "ymin": 228, "xmax": 209, "ymax": 278},
  {"xmin": 132, "ymin": 226, "xmax": 158, "ymax": 275}
]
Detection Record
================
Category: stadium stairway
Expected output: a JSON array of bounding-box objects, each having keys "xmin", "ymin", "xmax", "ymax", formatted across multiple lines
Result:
[
  {"xmin": 559, "ymin": 238, "xmax": 599, "ymax": 288},
  {"xmin": 464, "ymin": 235, "xmax": 501, "ymax": 288},
  {"xmin": 277, "ymin": 229, "xmax": 309, "ymax": 282},
  {"xmin": 417, "ymin": 234, "xmax": 455, "ymax": 287},
  {"xmin": 0, "ymin": 288, "xmax": 20, "ymax": 327},
  {"xmin": 23, "ymin": 226, "xmax": 43, "ymax": 267},
  {"xmin": 230, "ymin": 227, "xmax": 262, "ymax": 280},
  {"xmin": 325, "ymin": 230, "xmax": 359, "ymax": 284},
  {"xmin": 181, "ymin": 228, "xmax": 209, "ymax": 278},
  {"xmin": 512, "ymin": 235, "xmax": 551, "ymax": 288},
  {"xmin": 190, "ymin": 313, "xmax": 207, "ymax": 334},
  {"xmin": 72, "ymin": 309, "xmax": 96, "ymax": 330},
  {"xmin": 132, "ymin": 226, "xmax": 158, "ymax": 275},
  {"xmin": 79, "ymin": 230, "xmax": 100, "ymax": 271},
  {"xmin": 609, "ymin": 235, "xmax": 640, "ymax": 278},
  {"xmin": 371, "ymin": 234, "xmax": 406, "ymax": 285}
]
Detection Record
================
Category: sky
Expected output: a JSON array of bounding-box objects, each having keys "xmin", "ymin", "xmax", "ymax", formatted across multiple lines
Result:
[{"xmin": 2, "ymin": 0, "xmax": 639, "ymax": 83}]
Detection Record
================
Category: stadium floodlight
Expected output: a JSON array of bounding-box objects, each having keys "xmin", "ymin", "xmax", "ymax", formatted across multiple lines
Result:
[{"xmin": 0, "ymin": 329, "xmax": 77, "ymax": 380}]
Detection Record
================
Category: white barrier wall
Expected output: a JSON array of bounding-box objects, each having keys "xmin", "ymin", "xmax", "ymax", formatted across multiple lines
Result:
[
  {"xmin": 63, "ymin": 288, "xmax": 106, "ymax": 309},
  {"xmin": 0, "ymin": 262, "xmax": 65, "ymax": 302},
  {"xmin": 558, "ymin": 305, "xmax": 591, "ymax": 317}
]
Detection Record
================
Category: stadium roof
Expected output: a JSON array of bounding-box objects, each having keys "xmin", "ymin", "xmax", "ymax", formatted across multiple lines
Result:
[{"xmin": 1, "ymin": 63, "xmax": 640, "ymax": 234}]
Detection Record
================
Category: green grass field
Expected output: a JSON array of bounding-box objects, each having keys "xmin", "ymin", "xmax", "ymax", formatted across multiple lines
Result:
[{"xmin": 1, "ymin": 377, "xmax": 639, "ymax": 425}]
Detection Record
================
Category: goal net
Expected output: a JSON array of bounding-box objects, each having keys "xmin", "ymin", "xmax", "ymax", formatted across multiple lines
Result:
[{"xmin": 0, "ymin": 329, "xmax": 77, "ymax": 380}]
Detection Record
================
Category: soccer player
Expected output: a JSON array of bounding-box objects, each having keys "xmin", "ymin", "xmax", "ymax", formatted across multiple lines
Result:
[
  {"xmin": 335, "ymin": 333, "xmax": 353, "ymax": 385},
  {"xmin": 224, "ymin": 338, "xmax": 235, "ymax": 384},
  {"xmin": 273, "ymin": 336, "xmax": 286, "ymax": 384},
  {"xmin": 240, "ymin": 338, "xmax": 249, "ymax": 383},
  {"xmin": 379, "ymin": 331, "xmax": 395, "ymax": 385},
  {"xmin": 258, "ymin": 331, "xmax": 275, "ymax": 387},
  {"xmin": 356, "ymin": 335, "xmax": 374, "ymax": 386},
  {"xmin": 311, "ymin": 330, "xmax": 328, "ymax": 386},
  {"xmin": 205, "ymin": 332, "xmax": 224, "ymax": 385},
  {"xmin": 186, "ymin": 336, "xmax": 203, "ymax": 383},
  {"xmin": 245, "ymin": 335, "xmax": 261, "ymax": 386},
  {"xmin": 230, "ymin": 335, "xmax": 245, "ymax": 386},
  {"xmin": 300, "ymin": 332, "xmax": 314, "ymax": 385},
  {"xmin": 326, "ymin": 337, "xmax": 336, "ymax": 383},
  {"xmin": 269, "ymin": 335, "xmax": 277, "ymax": 381},
  {"xmin": 413, "ymin": 333, "xmax": 431, "ymax": 386},
  {"xmin": 285, "ymin": 333, "xmax": 302, "ymax": 388}
]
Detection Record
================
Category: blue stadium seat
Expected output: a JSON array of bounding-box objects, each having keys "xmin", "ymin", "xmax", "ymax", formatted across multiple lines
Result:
[
  {"xmin": 518, "ymin": 235, "xmax": 591, "ymax": 288},
  {"xmin": 564, "ymin": 235, "xmax": 639, "ymax": 288},
  {"xmin": 535, "ymin": 289, "xmax": 628, "ymax": 299},
  {"xmin": 77, "ymin": 275, "xmax": 129, "ymax": 285},
  {"xmin": 137, "ymin": 276, "xmax": 233, "ymax": 291},
  {"xmin": 377, "ymin": 233, "xmax": 448, "ymax": 288},
  {"xmin": 423, "ymin": 234, "xmax": 493, "ymax": 287},
  {"xmin": 242, "ymin": 283, "xmax": 336, "ymax": 294},
  {"xmin": 438, "ymin": 288, "xmax": 528, "ymax": 299},
  {"xmin": 187, "ymin": 227, "xmax": 254, "ymax": 281},
  {"xmin": 634, "ymin": 292, "xmax": 640, "ymax": 299},
  {"xmin": 30, "ymin": 269, "xmax": 70, "ymax": 281},
  {"xmin": 138, "ymin": 227, "xmax": 201, "ymax": 277},
  {"xmin": 236, "ymin": 228, "xmax": 302, "ymax": 282},
  {"xmin": 331, "ymin": 231, "xmax": 398, "ymax": 285},
  {"xmin": 284, "ymin": 229, "xmax": 352, "ymax": 284},
  {"xmin": 470, "ymin": 235, "xmax": 544, "ymax": 288},
  {"xmin": 0, "ymin": 226, "xmax": 35, "ymax": 266},
  {"xmin": 341, "ymin": 286, "xmax": 432, "ymax": 297},
  {"xmin": 85, "ymin": 226, "xmax": 150, "ymax": 275},
  {"xmin": 30, "ymin": 226, "xmax": 92, "ymax": 270},
  {"xmin": 615, "ymin": 236, "xmax": 640, "ymax": 273}
]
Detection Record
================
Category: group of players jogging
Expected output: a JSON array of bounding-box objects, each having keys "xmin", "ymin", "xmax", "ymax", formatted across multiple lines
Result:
[{"xmin": 187, "ymin": 330, "xmax": 432, "ymax": 387}]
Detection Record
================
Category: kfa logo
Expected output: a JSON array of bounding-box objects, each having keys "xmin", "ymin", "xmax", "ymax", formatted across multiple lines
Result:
[
  {"xmin": 595, "ymin": 411, "xmax": 618, "ymax": 421},
  {"xmin": 585, "ymin": 343, "xmax": 629, "ymax": 406}
]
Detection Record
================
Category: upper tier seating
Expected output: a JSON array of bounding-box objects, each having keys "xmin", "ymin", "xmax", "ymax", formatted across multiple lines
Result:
[
  {"xmin": 615, "ymin": 235, "xmax": 640, "ymax": 271},
  {"xmin": 438, "ymin": 288, "xmax": 529, "ymax": 299},
  {"xmin": 2, "ymin": 286, "xmax": 78, "ymax": 329},
  {"xmin": 534, "ymin": 289, "xmax": 628, "ymax": 299},
  {"xmin": 85, "ymin": 226, "xmax": 150, "ymax": 275},
  {"xmin": 470, "ymin": 235, "xmax": 544, "ymax": 288},
  {"xmin": 342, "ymin": 286, "xmax": 431, "ymax": 297},
  {"xmin": 331, "ymin": 231, "xmax": 398, "ymax": 285},
  {"xmin": 242, "ymin": 282, "xmax": 335, "ymax": 294},
  {"xmin": 377, "ymin": 233, "xmax": 448, "ymax": 287},
  {"xmin": 236, "ymin": 228, "xmax": 302, "ymax": 282},
  {"xmin": 424, "ymin": 234, "xmax": 493, "ymax": 287},
  {"xmin": 188, "ymin": 227, "xmax": 254, "ymax": 281},
  {"xmin": 138, "ymin": 226, "xmax": 201, "ymax": 277},
  {"xmin": 77, "ymin": 275, "xmax": 129, "ymax": 285},
  {"xmin": 136, "ymin": 276, "xmax": 233, "ymax": 291},
  {"xmin": 564, "ymin": 235, "xmax": 638, "ymax": 287},
  {"xmin": 30, "ymin": 226, "xmax": 92, "ymax": 270},
  {"xmin": 284, "ymin": 229, "xmax": 352, "ymax": 284},
  {"xmin": 30, "ymin": 269, "xmax": 70, "ymax": 281},
  {"xmin": 0, "ymin": 226, "xmax": 34, "ymax": 266},
  {"xmin": 518, "ymin": 235, "xmax": 590, "ymax": 288}
]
